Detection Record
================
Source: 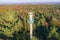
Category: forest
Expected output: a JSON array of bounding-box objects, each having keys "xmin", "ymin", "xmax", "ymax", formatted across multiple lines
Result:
[{"xmin": 0, "ymin": 4, "xmax": 60, "ymax": 40}]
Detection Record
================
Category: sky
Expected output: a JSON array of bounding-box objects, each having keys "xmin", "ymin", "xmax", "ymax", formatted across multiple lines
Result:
[{"xmin": 0, "ymin": 0, "xmax": 60, "ymax": 4}]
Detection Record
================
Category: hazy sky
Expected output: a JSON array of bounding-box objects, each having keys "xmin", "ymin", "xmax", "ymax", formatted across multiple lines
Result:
[{"xmin": 0, "ymin": 0, "xmax": 60, "ymax": 4}]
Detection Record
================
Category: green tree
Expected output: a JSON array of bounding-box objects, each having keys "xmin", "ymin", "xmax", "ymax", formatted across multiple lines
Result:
[{"xmin": 0, "ymin": 9, "xmax": 23, "ymax": 38}]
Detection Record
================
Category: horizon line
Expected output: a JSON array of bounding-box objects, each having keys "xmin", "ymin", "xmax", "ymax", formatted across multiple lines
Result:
[{"xmin": 0, "ymin": 2, "xmax": 60, "ymax": 5}]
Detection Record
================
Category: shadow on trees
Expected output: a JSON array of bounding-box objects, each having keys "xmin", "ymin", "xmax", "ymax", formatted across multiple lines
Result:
[
  {"xmin": 13, "ymin": 27, "xmax": 30, "ymax": 40},
  {"xmin": 33, "ymin": 25, "xmax": 50, "ymax": 40},
  {"xmin": 0, "ymin": 33, "xmax": 13, "ymax": 40},
  {"xmin": 0, "ymin": 27, "xmax": 30, "ymax": 40}
]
